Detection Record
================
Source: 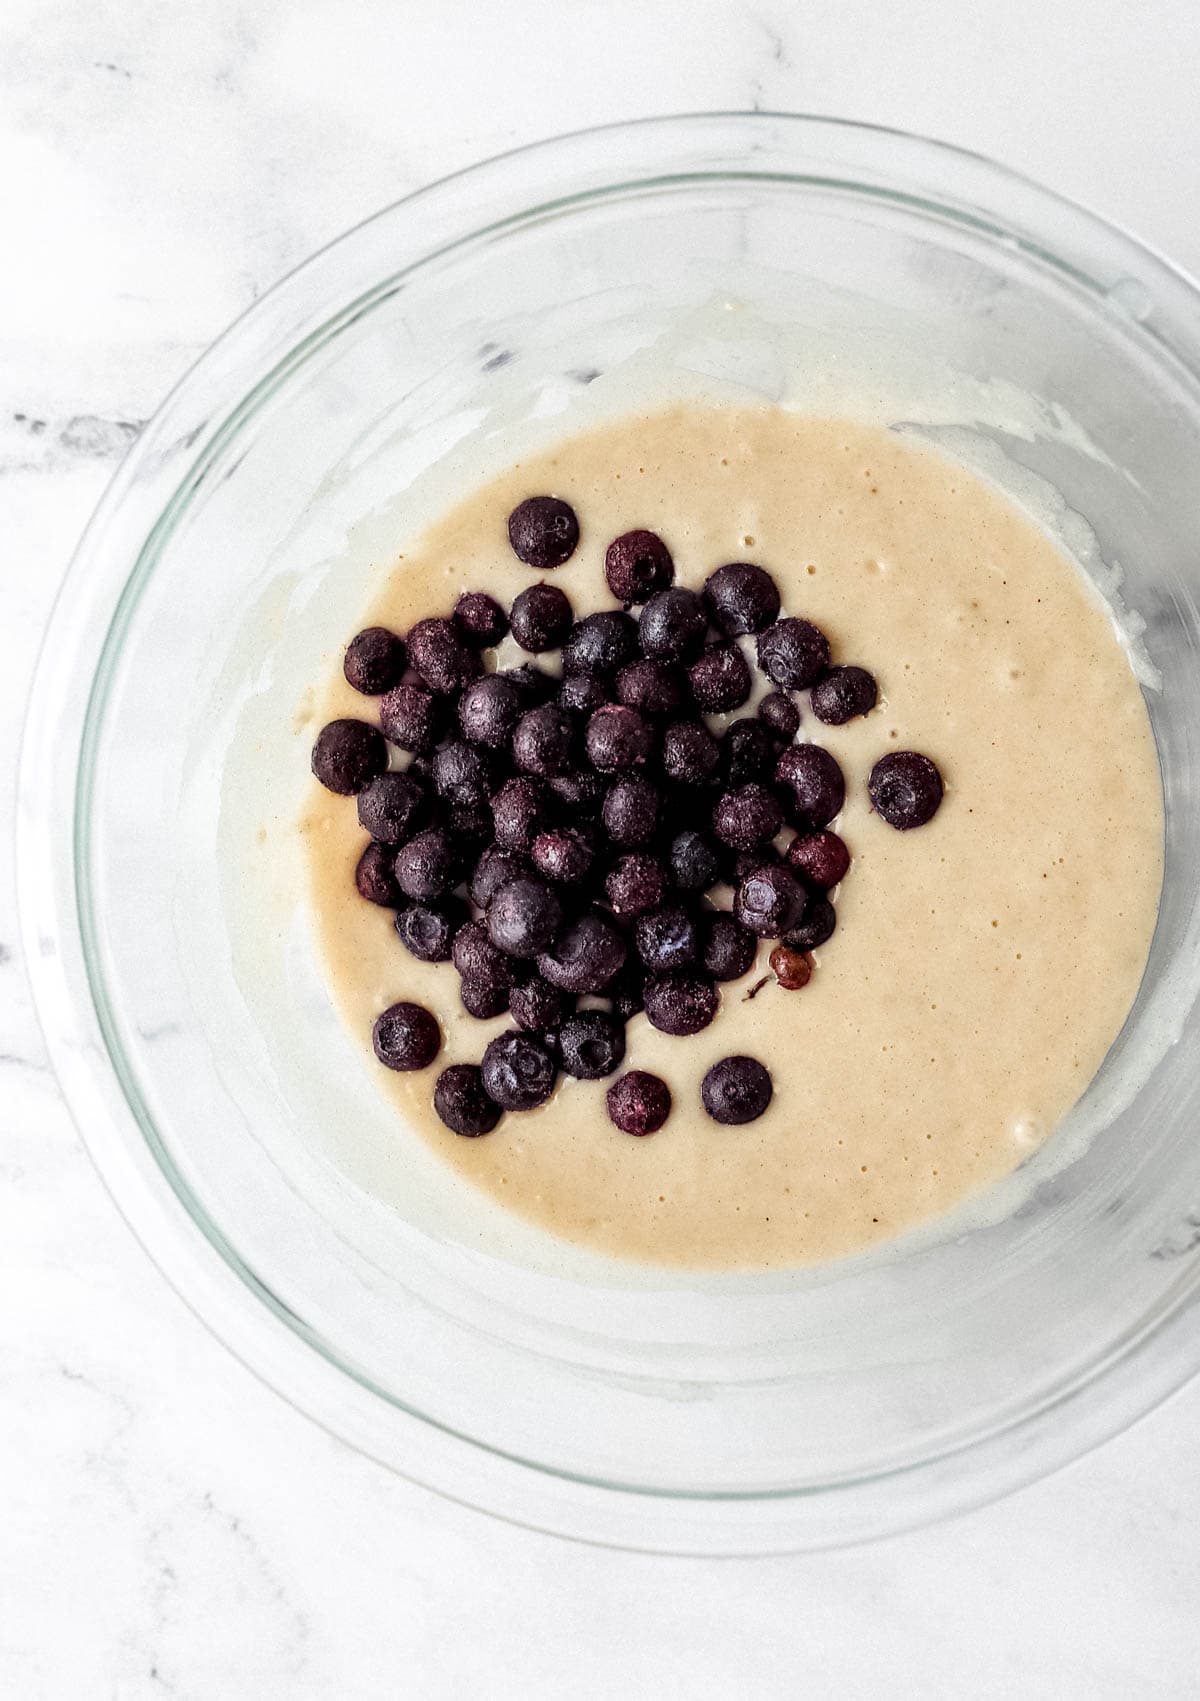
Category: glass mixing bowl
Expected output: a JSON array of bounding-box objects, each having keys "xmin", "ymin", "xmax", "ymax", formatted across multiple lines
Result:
[{"xmin": 18, "ymin": 114, "xmax": 1200, "ymax": 1553}]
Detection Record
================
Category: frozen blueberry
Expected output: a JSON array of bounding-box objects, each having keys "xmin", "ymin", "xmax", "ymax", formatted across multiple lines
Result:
[
  {"xmin": 470, "ymin": 844, "xmax": 529, "ymax": 908},
  {"xmin": 509, "ymin": 975, "xmax": 570, "ymax": 1034},
  {"xmin": 559, "ymin": 1011, "xmax": 626, "ymax": 1080},
  {"xmin": 605, "ymin": 852, "xmax": 667, "ymax": 918},
  {"xmin": 616, "ymin": 658, "xmax": 688, "ymax": 718},
  {"xmin": 786, "ymin": 829, "xmax": 850, "ymax": 889},
  {"xmin": 810, "ymin": 664, "xmax": 878, "ymax": 725},
  {"xmin": 703, "ymin": 562, "xmax": 781, "ymax": 636},
  {"xmin": 601, "ymin": 776, "xmax": 661, "ymax": 848},
  {"xmin": 774, "ymin": 744, "xmax": 845, "ymax": 828},
  {"xmin": 458, "ymin": 675, "xmax": 522, "ymax": 749},
  {"xmin": 756, "ymin": 618, "xmax": 831, "ymax": 691},
  {"xmin": 606, "ymin": 1071, "xmax": 672, "ymax": 1136},
  {"xmin": 507, "ymin": 663, "xmax": 558, "ymax": 707},
  {"xmin": 379, "ymin": 682, "xmax": 443, "ymax": 754},
  {"xmin": 758, "ymin": 691, "xmax": 800, "ymax": 742},
  {"xmin": 548, "ymin": 768, "xmax": 607, "ymax": 818},
  {"xmin": 688, "ymin": 643, "xmax": 752, "ymax": 713},
  {"xmin": 607, "ymin": 962, "xmax": 647, "ymax": 1022},
  {"xmin": 531, "ymin": 828, "xmax": 594, "ymax": 885},
  {"xmin": 407, "ymin": 616, "xmax": 482, "ymax": 693},
  {"xmin": 734, "ymin": 863, "xmax": 807, "ymax": 937},
  {"xmin": 643, "ymin": 971, "xmax": 719, "ymax": 1036},
  {"xmin": 638, "ymin": 587, "xmax": 708, "ymax": 662},
  {"xmin": 868, "ymin": 751, "xmax": 944, "ymax": 829},
  {"xmin": 453, "ymin": 590, "xmax": 509, "ymax": 648},
  {"xmin": 712, "ymin": 782, "xmax": 783, "ymax": 850},
  {"xmin": 491, "ymin": 776, "xmax": 554, "ymax": 853},
  {"xmin": 635, "ymin": 903, "xmax": 701, "ymax": 973},
  {"xmin": 785, "ymin": 896, "xmax": 837, "ymax": 951},
  {"xmin": 718, "ymin": 719, "xmax": 775, "ymax": 787},
  {"xmin": 394, "ymin": 897, "xmax": 466, "ymax": 962},
  {"xmin": 452, "ymin": 979, "xmax": 503, "ymax": 1013},
  {"xmin": 510, "ymin": 582, "xmax": 574, "ymax": 653},
  {"xmin": 432, "ymin": 740, "xmax": 494, "ymax": 809},
  {"xmin": 311, "ymin": 719, "xmax": 388, "ymax": 795},
  {"xmin": 559, "ymin": 673, "xmax": 611, "ymax": 715},
  {"xmin": 372, "ymin": 1001, "xmax": 441, "ymax": 1071},
  {"xmin": 605, "ymin": 529, "xmax": 674, "ymax": 604},
  {"xmin": 459, "ymin": 977, "xmax": 510, "ymax": 1020},
  {"xmin": 434, "ymin": 1063, "xmax": 501, "ymax": 1136},
  {"xmin": 702, "ymin": 912, "xmax": 758, "ymax": 981},
  {"xmin": 355, "ymin": 840, "xmax": 402, "ymax": 906},
  {"xmin": 538, "ymin": 912, "xmax": 627, "ymax": 994},
  {"xmin": 487, "ymin": 876, "xmax": 564, "ymax": 960},
  {"xmin": 394, "ymin": 827, "xmax": 459, "ymax": 902},
  {"xmin": 356, "ymin": 770, "xmax": 428, "ymax": 844},
  {"xmin": 344, "ymin": 626, "xmax": 406, "ymax": 695},
  {"xmin": 586, "ymin": 704, "xmax": 654, "ymax": 773},
  {"xmin": 661, "ymin": 720, "xmax": 720, "ymax": 786},
  {"xmin": 512, "ymin": 704, "xmax": 576, "ymax": 776},
  {"xmin": 701, "ymin": 1056, "xmax": 773, "ymax": 1124},
  {"xmin": 481, "ymin": 1030, "xmax": 558, "ymax": 1110},
  {"xmin": 770, "ymin": 944, "xmax": 812, "ymax": 989},
  {"xmin": 453, "ymin": 920, "xmax": 518, "ymax": 990},
  {"xmin": 667, "ymin": 829, "xmax": 721, "ymax": 893},
  {"xmin": 562, "ymin": 610, "xmax": 640, "ymax": 676},
  {"xmin": 507, "ymin": 495, "xmax": 580, "ymax": 569}
]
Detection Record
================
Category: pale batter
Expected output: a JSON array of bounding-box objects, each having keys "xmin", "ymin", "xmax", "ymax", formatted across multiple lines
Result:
[{"xmin": 300, "ymin": 407, "xmax": 1163, "ymax": 1269}]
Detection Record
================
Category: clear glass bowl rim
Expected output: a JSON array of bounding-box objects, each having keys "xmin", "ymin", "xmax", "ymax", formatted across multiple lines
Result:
[{"xmin": 18, "ymin": 110, "xmax": 1200, "ymax": 1554}]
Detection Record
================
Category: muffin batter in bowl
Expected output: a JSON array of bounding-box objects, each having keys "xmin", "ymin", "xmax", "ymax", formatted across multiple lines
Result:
[{"xmin": 301, "ymin": 406, "xmax": 1162, "ymax": 1269}]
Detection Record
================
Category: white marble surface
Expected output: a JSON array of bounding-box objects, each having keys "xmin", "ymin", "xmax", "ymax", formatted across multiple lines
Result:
[{"xmin": 5, "ymin": 1, "xmax": 1200, "ymax": 1695}]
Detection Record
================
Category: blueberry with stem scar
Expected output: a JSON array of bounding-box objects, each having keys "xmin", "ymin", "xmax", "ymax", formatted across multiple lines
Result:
[
  {"xmin": 774, "ymin": 744, "xmax": 845, "ymax": 828},
  {"xmin": 701, "ymin": 1055, "xmax": 773, "ymax": 1124},
  {"xmin": 394, "ymin": 898, "xmax": 466, "ymax": 963},
  {"xmin": 537, "ymin": 912, "xmax": 627, "ymax": 994},
  {"xmin": 605, "ymin": 530, "xmax": 674, "ymax": 603},
  {"xmin": 481, "ymin": 1030, "xmax": 558, "ymax": 1110},
  {"xmin": 756, "ymin": 617, "xmax": 831, "ymax": 691},
  {"xmin": 508, "ymin": 496, "xmax": 580, "ymax": 568},
  {"xmin": 558, "ymin": 1011, "xmax": 626, "ymax": 1080},
  {"xmin": 868, "ymin": 751, "xmax": 944, "ymax": 829},
  {"xmin": 372, "ymin": 1002, "xmax": 441, "ymax": 1071}
]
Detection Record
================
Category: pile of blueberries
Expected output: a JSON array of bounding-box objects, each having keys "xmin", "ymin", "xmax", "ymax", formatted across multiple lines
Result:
[{"xmin": 311, "ymin": 496, "xmax": 944, "ymax": 1139}]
